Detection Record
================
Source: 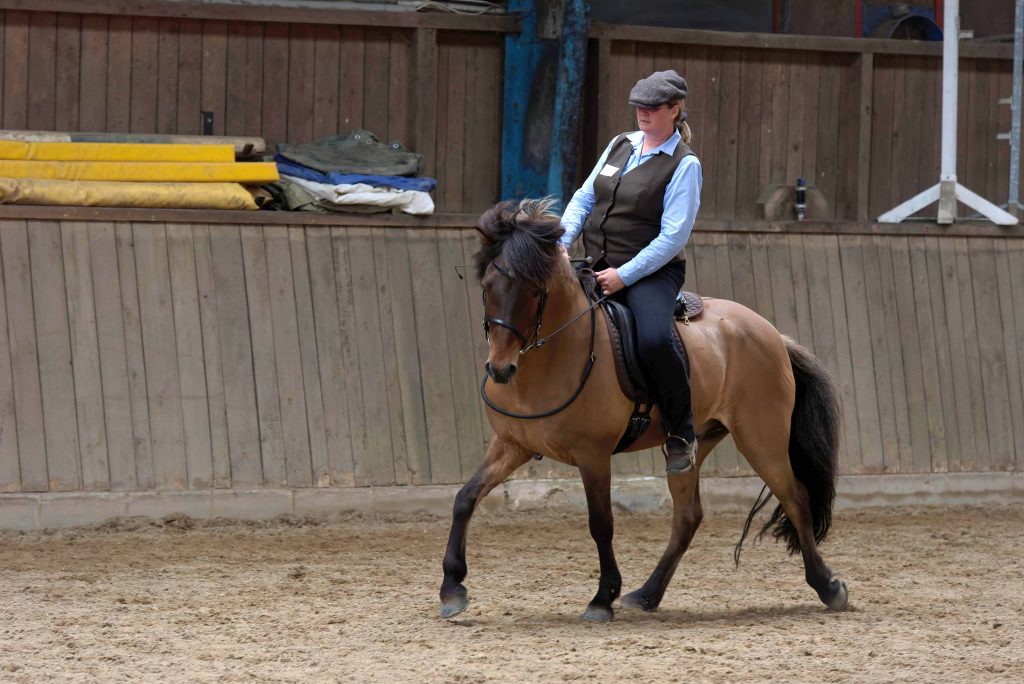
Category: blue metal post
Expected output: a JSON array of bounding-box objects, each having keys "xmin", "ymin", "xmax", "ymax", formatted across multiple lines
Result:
[
  {"xmin": 501, "ymin": 0, "xmax": 549, "ymax": 202},
  {"xmin": 548, "ymin": 0, "xmax": 591, "ymax": 208}
]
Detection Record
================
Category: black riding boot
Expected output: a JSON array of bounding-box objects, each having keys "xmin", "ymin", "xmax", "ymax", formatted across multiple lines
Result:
[{"xmin": 621, "ymin": 262, "xmax": 696, "ymax": 472}]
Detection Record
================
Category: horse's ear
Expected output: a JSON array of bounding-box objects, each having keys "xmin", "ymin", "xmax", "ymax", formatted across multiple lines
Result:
[
  {"xmin": 477, "ymin": 203, "xmax": 505, "ymax": 244},
  {"xmin": 475, "ymin": 226, "xmax": 496, "ymax": 245}
]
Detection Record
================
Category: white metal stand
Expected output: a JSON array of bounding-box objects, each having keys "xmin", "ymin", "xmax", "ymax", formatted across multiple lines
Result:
[{"xmin": 878, "ymin": 0, "xmax": 1019, "ymax": 225}]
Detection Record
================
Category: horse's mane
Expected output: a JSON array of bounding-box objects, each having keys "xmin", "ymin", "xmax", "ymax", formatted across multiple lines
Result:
[{"xmin": 474, "ymin": 198, "xmax": 566, "ymax": 292}]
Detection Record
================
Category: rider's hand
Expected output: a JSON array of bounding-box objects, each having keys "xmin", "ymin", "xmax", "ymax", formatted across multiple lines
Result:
[
  {"xmin": 558, "ymin": 244, "xmax": 570, "ymax": 261},
  {"xmin": 596, "ymin": 268, "xmax": 625, "ymax": 296}
]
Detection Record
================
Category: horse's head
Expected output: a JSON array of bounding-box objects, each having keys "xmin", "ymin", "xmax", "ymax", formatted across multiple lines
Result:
[{"xmin": 474, "ymin": 198, "xmax": 566, "ymax": 383}]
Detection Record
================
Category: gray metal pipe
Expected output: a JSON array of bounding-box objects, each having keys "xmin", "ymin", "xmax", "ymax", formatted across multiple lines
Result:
[{"xmin": 1011, "ymin": 0, "xmax": 1023, "ymax": 211}]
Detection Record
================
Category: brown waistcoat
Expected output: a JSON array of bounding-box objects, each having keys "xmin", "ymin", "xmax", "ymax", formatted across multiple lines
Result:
[{"xmin": 582, "ymin": 134, "xmax": 695, "ymax": 268}]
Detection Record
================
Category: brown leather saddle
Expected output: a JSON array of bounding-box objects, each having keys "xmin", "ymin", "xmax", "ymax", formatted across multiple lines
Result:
[{"xmin": 599, "ymin": 288, "xmax": 704, "ymax": 453}]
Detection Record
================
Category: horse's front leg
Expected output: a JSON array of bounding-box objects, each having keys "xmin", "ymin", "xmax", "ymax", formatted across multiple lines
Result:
[
  {"xmin": 579, "ymin": 458, "xmax": 621, "ymax": 622},
  {"xmin": 439, "ymin": 439, "xmax": 531, "ymax": 619}
]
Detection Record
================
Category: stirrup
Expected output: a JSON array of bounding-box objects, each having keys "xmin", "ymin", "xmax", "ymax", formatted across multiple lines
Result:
[{"xmin": 662, "ymin": 435, "xmax": 697, "ymax": 474}]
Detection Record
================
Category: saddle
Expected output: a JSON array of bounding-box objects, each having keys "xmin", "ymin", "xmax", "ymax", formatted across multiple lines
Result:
[{"xmin": 598, "ymin": 287, "xmax": 704, "ymax": 453}]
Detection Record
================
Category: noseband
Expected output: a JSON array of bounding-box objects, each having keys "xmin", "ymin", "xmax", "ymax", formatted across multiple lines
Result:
[{"xmin": 479, "ymin": 260, "xmax": 605, "ymax": 419}]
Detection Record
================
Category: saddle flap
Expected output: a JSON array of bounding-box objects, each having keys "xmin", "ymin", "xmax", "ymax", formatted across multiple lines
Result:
[
  {"xmin": 674, "ymin": 290, "xmax": 704, "ymax": 321},
  {"xmin": 599, "ymin": 299, "xmax": 653, "ymax": 404}
]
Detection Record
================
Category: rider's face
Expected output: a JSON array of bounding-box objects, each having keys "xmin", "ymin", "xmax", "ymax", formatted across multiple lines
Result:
[{"xmin": 636, "ymin": 102, "xmax": 678, "ymax": 140}]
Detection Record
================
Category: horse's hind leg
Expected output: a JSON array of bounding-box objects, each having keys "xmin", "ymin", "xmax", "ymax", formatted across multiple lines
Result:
[
  {"xmin": 732, "ymin": 430, "xmax": 848, "ymax": 611},
  {"xmin": 621, "ymin": 434, "xmax": 725, "ymax": 611},
  {"xmin": 439, "ymin": 439, "xmax": 532, "ymax": 619}
]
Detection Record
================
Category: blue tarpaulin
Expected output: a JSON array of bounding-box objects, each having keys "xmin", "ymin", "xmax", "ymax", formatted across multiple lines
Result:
[{"xmin": 275, "ymin": 156, "xmax": 437, "ymax": 193}]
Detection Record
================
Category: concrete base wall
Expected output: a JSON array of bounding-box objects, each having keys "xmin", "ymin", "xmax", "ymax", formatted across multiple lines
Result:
[{"xmin": 1, "ymin": 472, "xmax": 1021, "ymax": 531}]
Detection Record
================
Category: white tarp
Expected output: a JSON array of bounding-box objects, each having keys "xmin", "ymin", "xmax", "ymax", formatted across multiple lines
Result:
[{"xmin": 283, "ymin": 175, "xmax": 434, "ymax": 215}]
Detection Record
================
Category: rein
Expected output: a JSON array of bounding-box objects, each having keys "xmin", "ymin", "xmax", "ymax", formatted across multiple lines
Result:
[{"xmin": 480, "ymin": 268, "xmax": 607, "ymax": 420}]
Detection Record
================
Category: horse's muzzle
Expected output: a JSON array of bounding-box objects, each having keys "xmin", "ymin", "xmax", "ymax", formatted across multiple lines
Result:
[{"xmin": 485, "ymin": 361, "xmax": 518, "ymax": 384}]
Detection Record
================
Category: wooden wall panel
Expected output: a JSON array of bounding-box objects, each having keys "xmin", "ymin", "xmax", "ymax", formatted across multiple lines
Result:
[
  {"xmin": 130, "ymin": 17, "xmax": 159, "ymax": 134},
  {"xmin": 435, "ymin": 32, "xmax": 504, "ymax": 213},
  {"xmin": 191, "ymin": 225, "xmax": 232, "ymax": 488},
  {"xmin": 134, "ymin": 224, "xmax": 188, "ymax": 489},
  {"xmin": 0, "ymin": 224, "xmax": 18, "ymax": 492},
  {"xmin": 0, "ymin": 10, "xmax": 501, "ymax": 214},
  {"xmin": 5, "ymin": 9, "xmax": 1023, "ymax": 218},
  {"xmin": 2, "ymin": 10, "xmax": 28, "ymax": 129},
  {"xmin": 595, "ymin": 42, "xmax": 1016, "ymax": 224},
  {"xmin": 167, "ymin": 224, "xmax": 215, "ymax": 489},
  {"xmin": 29, "ymin": 221, "xmax": 81, "ymax": 491},
  {"xmin": 0, "ymin": 221, "xmax": 45, "ymax": 492},
  {"xmin": 0, "ymin": 220, "xmax": 1020, "ymax": 492},
  {"xmin": 306, "ymin": 227, "xmax": 356, "ymax": 486},
  {"xmin": 208, "ymin": 226, "xmax": 262, "ymax": 486},
  {"xmin": 264, "ymin": 225, "xmax": 314, "ymax": 488},
  {"xmin": 115, "ymin": 224, "xmax": 154, "ymax": 489},
  {"xmin": 61, "ymin": 222, "xmax": 108, "ymax": 490}
]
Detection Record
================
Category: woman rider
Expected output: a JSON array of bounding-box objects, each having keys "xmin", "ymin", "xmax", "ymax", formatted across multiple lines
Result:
[{"xmin": 559, "ymin": 69, "xmax": 701, "ymax": 474}]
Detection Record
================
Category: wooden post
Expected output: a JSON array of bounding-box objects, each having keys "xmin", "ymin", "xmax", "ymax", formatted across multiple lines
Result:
[
  {"xmin": 855, "ymin": 52, "xmax": 874, "ymax": 223},
  {"xmin": 412, "ymin": 27, "xmax": 438, "ymax": 179},
  {"xmin": 596, "ymin": 36, "xmax": 612, "ymax": 150}
]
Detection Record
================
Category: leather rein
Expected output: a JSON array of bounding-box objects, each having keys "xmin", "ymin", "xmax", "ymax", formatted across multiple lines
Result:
[{"xmin": 480, "ymin": 261, "xmax": 607, "ymax": 420}]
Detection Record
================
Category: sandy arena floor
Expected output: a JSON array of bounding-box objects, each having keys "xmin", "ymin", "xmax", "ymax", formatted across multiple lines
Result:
[{"xmin": 0, "ymin": 502, "xmax": 1022, "ymax": 683}]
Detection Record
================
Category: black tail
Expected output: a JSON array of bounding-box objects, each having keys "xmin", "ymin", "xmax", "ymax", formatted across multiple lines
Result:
[{"xmin": 734, "ymin": 337, "xmax": 841, "ymax": 564}]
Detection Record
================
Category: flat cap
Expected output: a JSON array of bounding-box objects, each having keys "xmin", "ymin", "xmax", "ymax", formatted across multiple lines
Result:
[{"xmin": 628, "ymin": 69, "xmax": 688, "ymax": 107}]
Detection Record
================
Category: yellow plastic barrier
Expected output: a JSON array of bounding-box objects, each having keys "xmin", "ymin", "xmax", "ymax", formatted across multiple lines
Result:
[
  {"xmin": 0, "ymin": 140, "xmax": 236, "ymax": 162},
  {"xmin": 0, "ymin": 178, "xmax": 258, "ymax": 210},
  {"xmin": 0, "ymin": 160, "xmax": 279, "ymax": 183}
]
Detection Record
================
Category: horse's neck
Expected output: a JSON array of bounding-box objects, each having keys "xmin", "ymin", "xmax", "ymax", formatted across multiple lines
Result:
[{"xmin": 512, "ymin": 269, "xmax": 593, "ymax": 391}]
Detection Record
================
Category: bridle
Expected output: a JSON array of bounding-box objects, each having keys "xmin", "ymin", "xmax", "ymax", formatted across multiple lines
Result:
[
  {"xmin": 479, "ymin": 259, "xmax": 607, "ymax": 419},
  {"xmin": 481, "ymin": 260, "xmax": 550, "ymax": 353}
]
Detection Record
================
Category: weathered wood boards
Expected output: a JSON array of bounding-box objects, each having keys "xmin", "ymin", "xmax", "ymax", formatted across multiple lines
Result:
[
  {"xmin": 0, "ymin": 9, "xmax": 502, "ymax": 214},
  {"xmin": 0, "ymin": 218, "xmax": 1019, "ymax": 495}
]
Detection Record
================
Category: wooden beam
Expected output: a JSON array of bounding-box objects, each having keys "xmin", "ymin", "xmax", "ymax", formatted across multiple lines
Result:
[
  {"xmin": 0, "ymin": 205, "xmax": 486, "ymax": 227},
  {"xmin": 412, "ymin": 28, "xmax": 438, "ymax": 179},
  {"xmin": 596, "ymin": 37, "xmax": 612, "ymax": 149},
  {"xmin": 588, "ymin": 22, "xmax": 1013, "ymax": 60},
  {"xmin": 2, "ymin": 206, "xmax": 1024, "ymax": 238},
  {"xmin": 0, "ymin": 1, "xmax": 522, "ymax": 33},
  {"xmin": 855, "ymin": 53, "xmax": 874, "ymax": 223}
]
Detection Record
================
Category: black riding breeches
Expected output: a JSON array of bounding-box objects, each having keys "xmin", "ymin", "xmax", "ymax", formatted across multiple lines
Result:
[{"xmin": 619, "ymin": 261, "xmax": 695, "ymax": 444}]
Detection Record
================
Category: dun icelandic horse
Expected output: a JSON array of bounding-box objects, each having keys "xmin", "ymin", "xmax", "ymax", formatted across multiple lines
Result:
[{"xmin": 439, "ymin": 199, "xmax": 849, "ymax": 622}]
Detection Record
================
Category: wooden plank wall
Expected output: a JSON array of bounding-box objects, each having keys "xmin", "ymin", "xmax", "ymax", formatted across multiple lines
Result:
[
  {"xmin": 598, "ymin": 41, "xmax": 1020, "ymax": 223},
  {"xmin": 0, "ymin": 9, "xmax": 504, "ymax": 214},
  {"xmin": 0, "ymin": 218, "xmax": 1021, "ymax": 494},
  {"xmin": 5, "ymin": 8, "xmax": 1021, "ymax": 222},
  {"xmin": 601, "ymin": 42, "xmax": 857, "ymax": 222}
]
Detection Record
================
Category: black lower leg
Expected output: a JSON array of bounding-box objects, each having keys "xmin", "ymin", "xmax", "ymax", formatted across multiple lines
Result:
[
  {"xmin": 624, "ymin": 479, "xmax": 703, "ymax": 611},
  {"xmin": 786, "ymin": 484, "xmax": 844, "ymax": 608},
  {"xmin": 439, "ymin": 477, "xmax": 481, "ymax": 615},
  {"xmin": 579, "ymin": 464, "xmax": 621, "ymax": 621},
  {"xmin": 439, "ymin": 441, "xmax": 531, "ymax": 618}
]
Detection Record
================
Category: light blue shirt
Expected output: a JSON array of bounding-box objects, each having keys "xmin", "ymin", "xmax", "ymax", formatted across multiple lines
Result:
[{"xmin": 560, "ymin": 129, "xmax": 702, "ymax": 287}]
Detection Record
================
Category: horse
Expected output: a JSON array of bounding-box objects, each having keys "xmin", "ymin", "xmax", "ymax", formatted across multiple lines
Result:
[{"xmin": 439, "ymin": 198, "xmax": 849, "ymax": 622}]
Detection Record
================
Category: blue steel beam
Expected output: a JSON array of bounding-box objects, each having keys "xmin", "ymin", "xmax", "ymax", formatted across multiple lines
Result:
[
  {"xmin": 502, "ymin": 1, "xmax": 590, "ymax": 208},
  {"xmin": 548, "ymin": 0, "xmax": 591, "ymax": 208}
]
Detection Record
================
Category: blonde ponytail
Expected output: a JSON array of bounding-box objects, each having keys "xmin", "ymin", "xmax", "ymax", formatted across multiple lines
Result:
[{"xmin": 673, "ymin": 100, "xmax": 692, "ymax": 143}]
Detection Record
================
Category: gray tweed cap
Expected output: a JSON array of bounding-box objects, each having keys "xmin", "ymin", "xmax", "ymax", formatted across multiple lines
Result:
[{"xmin": 628, "ymin": 69, "xmax": 688, "ymax": 107}]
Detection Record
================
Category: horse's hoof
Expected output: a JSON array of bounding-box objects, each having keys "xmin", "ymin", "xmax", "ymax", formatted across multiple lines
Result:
[
  {"xmin": 440, "ymin": 587, "xmax": 470, "ymax": 619},
  {"xmin": 581, "ymin": 604, "xmax": 614, "ymax": 623},
  {"xmin": 620, "ymin": 589, "xmax": 658, "ymax": 612},
  {"xmin": 825, "ymin": 579, "xmax": 849, "ymax": 612}
]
